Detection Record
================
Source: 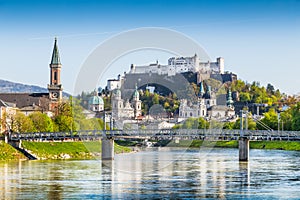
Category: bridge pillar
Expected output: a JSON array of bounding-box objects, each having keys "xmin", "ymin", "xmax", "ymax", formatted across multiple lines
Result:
[
  {"xmin": 239, "ymin": 137, "xmax": 249, "ymax": 161},
  {"xmin": 102, "ymin": 138, "xmax": 114, "ymax": 160}
]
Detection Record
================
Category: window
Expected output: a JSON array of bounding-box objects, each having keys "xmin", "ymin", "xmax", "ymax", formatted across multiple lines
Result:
[
  {"xmin": 190, "ymin": 112, "xmax": 192, "ymax": 117},
  {"xmin": 54, "ymin": 71, "xmax": 57, "ymax": 81}
]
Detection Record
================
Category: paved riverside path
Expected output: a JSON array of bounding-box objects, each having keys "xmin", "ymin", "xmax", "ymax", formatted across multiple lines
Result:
[{"xmin": 9, "ymin": 129, "xmax": 300, "ymax": 142}]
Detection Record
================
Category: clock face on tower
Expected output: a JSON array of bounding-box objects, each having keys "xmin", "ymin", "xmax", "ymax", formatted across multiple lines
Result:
[{"xmin": 51, "ymin": 92, "xmax": 59, "ymax": 98}]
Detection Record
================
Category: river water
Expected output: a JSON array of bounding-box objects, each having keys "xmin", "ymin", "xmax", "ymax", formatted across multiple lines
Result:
[{"xmin": 0, "ymin": 147, "xmax": 299, "ymax": 199}]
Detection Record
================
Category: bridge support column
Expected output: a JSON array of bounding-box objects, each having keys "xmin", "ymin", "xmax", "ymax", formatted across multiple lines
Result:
[
  {"xmin": 239, "ymin": 137, "xmax": 249, "ymax": 161},
  {"xmin": 101, "ymin": 138, "xmax": 114, "ymax": 160}
]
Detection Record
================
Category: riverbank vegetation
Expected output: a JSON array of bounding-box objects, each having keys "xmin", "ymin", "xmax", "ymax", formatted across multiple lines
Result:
[
  {"xmin": 162, "ymin": 140, "xmax": 300, "ymax": 151},
  {"xmin": 21, "ymin": 141, "xmax": 131, "ymax": 160},
  {"xmin": 0, "ymin": 97, "xmax": 107, "ymax": 135},
  {"xmin": 0, "ymin": 141, "xmax": 26, "ymax": 161}
]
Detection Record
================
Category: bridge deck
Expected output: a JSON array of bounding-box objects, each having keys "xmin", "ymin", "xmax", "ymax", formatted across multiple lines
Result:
[{"xmin": 8, "ymin": 129, "xmax": 300, "ymax": 142}]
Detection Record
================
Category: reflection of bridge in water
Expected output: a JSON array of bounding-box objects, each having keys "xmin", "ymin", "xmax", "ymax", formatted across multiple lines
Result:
[{"xmin": 9, "ymin": 129, "xmax": 300, "ymax": 162}]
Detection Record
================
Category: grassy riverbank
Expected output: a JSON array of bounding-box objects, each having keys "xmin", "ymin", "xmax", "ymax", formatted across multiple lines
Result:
[
  {"xmin": 162, "ymin": 140, "xmax": 300, "ymax": 151},
  {"xmin": 0, "ymin": 140, "xmax": 132, "ymax": 161},
  {"xmin": 21, "ymin": 141, "xmax": 132, "ymax": 160},
  {"xmin": 0, "ymin": 141, "xmax": 27, "ymax": 161}
]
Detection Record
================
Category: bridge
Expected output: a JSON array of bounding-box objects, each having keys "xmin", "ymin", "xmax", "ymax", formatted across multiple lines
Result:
[
  {"xmin": 8, "ymin": 129, "xmax": 300, "ymax": 142},
  {"xmin": 7, "ymin": 128, "xmax": 300, "ymax": 162}
]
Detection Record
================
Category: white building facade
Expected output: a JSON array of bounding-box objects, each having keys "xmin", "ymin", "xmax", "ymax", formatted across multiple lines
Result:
[
  {"xmin": 129, "ymin": 55, "xmax": 225, "ymax": 76},
  {"xmin": 179, "ymin": 83, "xmax": 216, "ymax": 119},
  {"xmin": 111, "ymin": 86, "xmax": 142, "ymax": 119}
]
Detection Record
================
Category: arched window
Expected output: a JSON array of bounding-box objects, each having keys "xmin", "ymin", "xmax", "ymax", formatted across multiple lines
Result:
[{"xmin": 54, "ymin": 71, "xmax": 57, "ymax": 81}]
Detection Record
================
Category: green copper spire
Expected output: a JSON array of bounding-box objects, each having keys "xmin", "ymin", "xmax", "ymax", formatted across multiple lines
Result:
[
  {"xmin": 50, "ymin": 37, "xmax": 61, "ymax": 65},
  {"xmin": 227, "ymin": 87, "xmax": 234, "ymax": 108},
  {"xmin": 199, "ymin": 81, "xmax": 205, "ymax": 97},
  {"xmin": 133, "ymin": 83, "xmax": 139, "ymax": 99}
]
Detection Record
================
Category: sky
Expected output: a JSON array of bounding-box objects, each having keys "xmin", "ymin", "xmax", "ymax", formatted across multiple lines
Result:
[{"xmin": 0, "ymin": 0, "xmax": 299, "ymax": 95}]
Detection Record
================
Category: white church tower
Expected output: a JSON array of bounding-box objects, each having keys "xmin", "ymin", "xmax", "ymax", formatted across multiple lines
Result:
[
  {"xmin": 111, "ymin": 87, "xmax": 123, "ymax": 119},
  {"xmin": 132, "ymin": 85, "xmax": 142, "ymax": 117}
]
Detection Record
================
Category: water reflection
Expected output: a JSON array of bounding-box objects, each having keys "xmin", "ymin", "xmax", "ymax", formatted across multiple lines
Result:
[
  {"xmin": 0, "ymin": 148, "xmax": 299, "ymax": 199},
  {"xmin": 47, "ymin": 163, "xmax": 64, "ymax": 200},
  {"xmin": 101, "ymin": 160, "xmax": 114, "ymax": 199},
  {"xmin": 239, "ymin": 161, "xmax": 250, "ymax": 186}
]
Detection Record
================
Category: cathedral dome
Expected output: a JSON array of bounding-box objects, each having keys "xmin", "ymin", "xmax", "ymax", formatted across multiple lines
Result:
[{"xmin": 89, "ymin": 95, "xmax": 104, "ymax": 105}]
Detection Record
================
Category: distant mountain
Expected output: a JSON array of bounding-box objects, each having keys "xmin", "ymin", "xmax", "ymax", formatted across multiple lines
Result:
[
  {"xmin": 0, "ymin": 79, "xmax": 48, "ymax": 93},
  {"xmin": 0, "ymin": 79, "xmax": 70, "ymax": 96}
]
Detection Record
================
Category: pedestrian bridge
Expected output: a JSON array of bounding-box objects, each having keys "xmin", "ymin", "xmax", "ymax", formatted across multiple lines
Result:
[
  {"xmin": 8, "ymin": 129, "xmax": 300, "ymax": 162},
  {"xmin": 9, "ymin": 129, "xmax": 300, "ymax": 142}
]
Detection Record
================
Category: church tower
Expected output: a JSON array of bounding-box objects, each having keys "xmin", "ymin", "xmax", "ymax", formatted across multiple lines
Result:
[
  {"xmin": 132, "ymin": 85, "xmax": 142, "ymax": 117},
  {"xmin": 111, "ymin": 87, "xmax": 123, "ymax": 119},
  {"xmin": 48, "ymin": 38, "xmax": 63, "ymax": 111}
]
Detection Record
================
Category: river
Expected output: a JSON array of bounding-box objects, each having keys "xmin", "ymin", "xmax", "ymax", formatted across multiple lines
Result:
[{"xmin": 0, "ymin": 147, "xmax": 299, "ymax": 199}]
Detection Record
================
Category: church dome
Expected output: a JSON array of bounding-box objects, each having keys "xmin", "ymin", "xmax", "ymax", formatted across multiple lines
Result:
[{"xmin": 89, "ymin": 95, "xmax": 104, "ymax": 105}]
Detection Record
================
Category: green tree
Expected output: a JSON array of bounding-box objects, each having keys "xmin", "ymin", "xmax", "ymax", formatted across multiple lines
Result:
[
  {"xmin": 280, "ymin": 110, "xmax": 292, "ymax": 131},
  {"xmin": 29, "ymin": 112, "xmax": 54, "ymax": 132},
  {"xmin": 223, "ymin": 121, "xmax": 235, "ymax": 130},
  {"xmin": 257, "ymin": 108, "xmax": 278, "ymax": 130},
  {"xmin": 152, "ymin": 93, "xmax": 159, "ymax": 105},
  {"xmin": 163, "ymin": 101, "xmax": 170, "ymax": 110},
  {"xmin": 182, "ymin": 118, "xmax": 198, "ymax": 129},
  {"xmin": 233, "ymin": 117, "xmax": 256, "ymax": 130},
  {"xmin": 53, "ymin": 100, "xmax": 76, "ymax": 131},
  {"xmin": 12, "ymin": 112, "xmax": 36, "ymax": 133},
  {"xmin": 239, "ymin": 92, "xmax": 251, "ymax": 102},
  {"xmin": 291, "ymin": 102, "xmax": 300, "ymax": 131},
  {"xmin": 266, "ymin": 83, "xmax": 275, "ymax": 95},
  {"xmin": 144, "ymin": 89, "xmax": 150, "ymax": 98},
  {"xmin": 198, "ymin": 117, "xmax": 209, "ymax": 129},
  {"xmin": 53, "ymin": 115, "xmax": 74, "ymax": 132}
]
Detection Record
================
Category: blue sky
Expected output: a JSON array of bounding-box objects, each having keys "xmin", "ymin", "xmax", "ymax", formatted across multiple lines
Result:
[{"xmin": 0, "ymin": 0, "xmax": 299, "ymax": 95}]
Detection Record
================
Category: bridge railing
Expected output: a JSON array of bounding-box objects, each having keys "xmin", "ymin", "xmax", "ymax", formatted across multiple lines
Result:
[{"xmin": 9, "ymin": 129, "xmax": 300, "ymax": 141}]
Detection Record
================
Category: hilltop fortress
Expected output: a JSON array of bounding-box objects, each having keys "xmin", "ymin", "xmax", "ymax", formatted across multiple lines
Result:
[
  {"xmin": 101, "ymin": 55, "xmax": 237, "ymax": 123},
  {"xmin": 107, "ymin": 54, "xmax": 237, "ymax": 93},
  {"xmin": 130, "ymin": 54, "xmax": 224, "ymax": 76}
]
